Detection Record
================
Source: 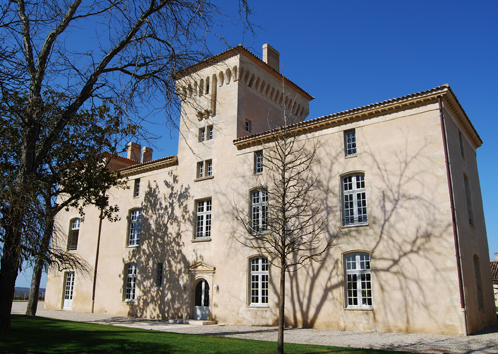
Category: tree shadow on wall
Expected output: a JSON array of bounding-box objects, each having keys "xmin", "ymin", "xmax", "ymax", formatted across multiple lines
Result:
[
  {"xmin": 285, "ymin": 139, "xmax": 455, "ymax": 333},
  {"xmin": 127, "ymin": 172, "xmax": 192, "ymax": 320}
]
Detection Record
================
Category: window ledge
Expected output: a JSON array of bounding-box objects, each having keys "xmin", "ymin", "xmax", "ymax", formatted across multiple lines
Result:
[
  {"xmin": 191, "ymin": 237, "xmax": 211, "ymax": 243},
  {"xmin": 247, "ymin": 305, "xmax": 270, "ymax": 309},
  {"xmin": 127, "ymin": 244, "xmax": 140, "ymax": 248},
  {"xmin": 124, "ymin": 299, "xmax": 136, "ymax": 303},
  {"xmin": 194, "ymin": 176, "xmax": 214, "ymax": 182},
  {"xmin": 345, "ymin": 154, "xmax": 358, "ymax": 159},
  {"xmin": 341, "ymin": 223, "xmax": 369, "ymax": 229},
  {"xmin": 344, "ymin": 306, "xmax": 373, "ymax": 311}
]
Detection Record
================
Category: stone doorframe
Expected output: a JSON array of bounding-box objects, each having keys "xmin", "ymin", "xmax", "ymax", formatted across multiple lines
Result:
[{"xmin": 188, "ymin": 261, "xmax": 216, "ymax": 320}]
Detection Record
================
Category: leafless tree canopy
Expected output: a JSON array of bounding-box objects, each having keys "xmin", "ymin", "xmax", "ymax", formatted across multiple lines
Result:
[
  {"xmin": 0, "ymin": 0, "xmax": 254, "ymax": 332},
  {"xmin": 235, "ymin": 126, "xmax": 331, "ymax": 270}
]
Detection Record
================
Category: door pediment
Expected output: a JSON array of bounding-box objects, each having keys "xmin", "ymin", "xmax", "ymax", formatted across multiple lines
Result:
[{"xmin": 188, "ymin": 261, "xmax": 216, "ymax": 274}]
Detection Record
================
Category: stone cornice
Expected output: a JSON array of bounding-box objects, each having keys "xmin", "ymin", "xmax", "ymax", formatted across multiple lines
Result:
[
  {"xmin": 233, "ymin": 84, "xmax": 482, "ymax": 150},
  {"xmin": 173, "ymin": 45, "xmax": 314, "ymax": 101},
  {"xmin": 118, "ymin": 156, "xmax": 178, "ymax": 176}
]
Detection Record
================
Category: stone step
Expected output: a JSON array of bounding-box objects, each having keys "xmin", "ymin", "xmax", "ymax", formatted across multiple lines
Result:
[{"xmin": 167, "ymin": 319, "xmax": 217, "ymax": 326}]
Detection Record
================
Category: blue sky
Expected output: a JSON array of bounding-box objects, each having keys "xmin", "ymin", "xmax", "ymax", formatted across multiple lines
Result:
[{"xmin": 15, "ymin": 0, "xmax": 498, "ymax": 288}]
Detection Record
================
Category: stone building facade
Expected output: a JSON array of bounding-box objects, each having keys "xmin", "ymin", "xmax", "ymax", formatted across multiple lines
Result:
[{"xmin": 45, "ymin": 44, "xmax": 496, "ymax": 335}]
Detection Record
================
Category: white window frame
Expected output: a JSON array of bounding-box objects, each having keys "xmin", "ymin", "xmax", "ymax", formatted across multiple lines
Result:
[
  {"xmin": 345, "ymin": 253, "xmax": 372, "ymax": 309},
  {"xmin": 344, "ymin": 129, "xmax": 357, "ymax": 157},
  {"xmin": 207, "ymin": 125, "xmax": 213, "ymax": 140},
  {"xmin": 134, "ymin": 178, "xmax": 140, "ymax": 198},
  {"xmin": 128, "ymin": 209, "xmax": 142, "ymax": 246},
  {"xmin": 199, "ymin": 127, "xmax": 206, "ymax": 142},
  {"xmin": 197, "ymin": 160, "xmax": 213, "ymax": 179},
  {"xmin": 251, "ymin": 189, "xmax": 268, "ymax": 233},
  {"xmin": 250, "ymin": 257, "xmax": 269, "ymax": 306},
  {"xmin": 254, "ymin": 151, "xmax": 263, "ymax": 175},
  {"xmin": 195, "ymin": 199, "xmax": 212, "ymax": 239},
  {"xmin": 125, "ymin": 263, "xmax": 137, "ymax": 301},
  {"xmin": 342, "ymin": 174, "xmax": 368, "ymax": 225},
  {"xmin": 67, "ymin": 218, "xmax": 80, "ymax": 251}
]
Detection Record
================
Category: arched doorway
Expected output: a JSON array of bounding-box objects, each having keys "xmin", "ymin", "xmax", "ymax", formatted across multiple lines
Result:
[{"xmin": 194, "ymin": 279, "xmax": 209, "ymax": 320}]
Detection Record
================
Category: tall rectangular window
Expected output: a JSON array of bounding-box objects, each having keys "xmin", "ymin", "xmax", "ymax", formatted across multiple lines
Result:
[
  {"xmin": 345, "ymin": 253, "xmax": 372, "ymax": 308},
  {"xmin": 197, "ymin": 161, "xmax": 204, "ymax": 178},
  {"xmin": 250, "ymin": 257, "xmax": 269, "ymax": 306},
  {"xmin": 67, "ymin": 218, "xmax": 80, "ymax": 251},
  {"xmin": 343, "ymin": 174, "xmax": 367, "ymax": 225},
  {"xmin": 251, "ymin": 189, "xmax": 268, "ymax": 233},
  {"xmin": 245, "ymin": 119, "xmax": 252, "ymax": 133},
  {"xmin": 473, "ymin": 255, "xmax": 484, "ymax": 309},
  {"xmin": 254, "ymin": 151, "xmax": 263, "ymax": 174},
  {"xmin": 459, "ymin": 132, "xmax": 465, "ymax": 159},
  {"xmin": 464, "ymin": 175, "xmax": 474, "ymax": 226},
  {"xmin": 125, "ymin": 263, "xmax": 137, "ymax": 301},
  {"xmin": 128, "ymin": 209, "xmax": 142, "ymax": 246},
  {"xmin": 344, "ymin": 129, "xmax": 357, "ymax": 157},
  {"xmin": 207, "ymin": 125, "xmax": 214, "ymax": 140},
  {"xmin": 206, "ymin": 160, "xmax": 212, "ymax": 177},
  {"xmin": 134, "ymin": 178, "xmax": 140, "ymax": 198},
  {"xmin": 195, "ymin": 199, "xmax": 212, "ymax": 239},
  {"xmin": 199, "ymin": 127, "xmax": 206, "ymax": 142},
  {"xmin": 156, "ymin": 263, "xmax": 163, "ymax": 288}
]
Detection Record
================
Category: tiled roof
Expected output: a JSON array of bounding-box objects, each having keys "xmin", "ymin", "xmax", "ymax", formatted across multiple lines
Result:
[
  {"xmin": 234, "ymin": 84, "xmax": 482, "ymax": 149},
  {"xmin": 491, "ymin": 261, "xmax": 498, "ymax": 282},
  {"xmin": 173, "ymin": 45, "xmax": 314, "ymax": 101}
]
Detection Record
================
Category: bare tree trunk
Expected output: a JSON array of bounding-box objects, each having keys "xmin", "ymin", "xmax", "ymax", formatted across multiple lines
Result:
[
  {"xmin": 0, "ymin": 224, "xmax": 21, "ymax": 332},
  {"xmin": 277, "ymin": 263, "xmax": 286, "ymax": 354},
  {"xmin": 25, "ymin": 256, "xmax": 44, "ymax": 316},
  {"xmin": 26, "ymin": 216, "xmax": 53, "ymax": 316}
]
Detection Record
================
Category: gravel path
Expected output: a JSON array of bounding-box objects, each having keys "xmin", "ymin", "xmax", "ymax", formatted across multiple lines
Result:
[{"xmin": 11, "ymin": 302, "xmax": 498, "ymax": 354}]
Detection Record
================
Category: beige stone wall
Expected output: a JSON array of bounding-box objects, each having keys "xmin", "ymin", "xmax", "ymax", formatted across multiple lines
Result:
[{"xmin": 45, "ymin": 48, "xmax": 495, "ymax": 335}]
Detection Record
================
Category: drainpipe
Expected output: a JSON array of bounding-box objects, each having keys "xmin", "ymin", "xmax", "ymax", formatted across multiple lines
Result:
[
  {"xmin": 438, "ymin": 96, "xmax": 468, "ymax": 335},
  {"xmin": 91, "ymin": 208, "xmax": 104, "ymax": 313}
]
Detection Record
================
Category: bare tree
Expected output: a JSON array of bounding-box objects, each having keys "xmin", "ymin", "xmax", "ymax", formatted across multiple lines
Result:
[
  {"xmin": 0, "ymin": 0, "xmax": 253, "ymax": 331},
  {"xmin": 234, "ymin": 117, "xmax": 332, "ymax": 354}
]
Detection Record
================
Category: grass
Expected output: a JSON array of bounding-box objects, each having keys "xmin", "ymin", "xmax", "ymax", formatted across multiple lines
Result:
[{"xmin": 0, "ymin": 315, "xmax": 408, "ymax": 354}]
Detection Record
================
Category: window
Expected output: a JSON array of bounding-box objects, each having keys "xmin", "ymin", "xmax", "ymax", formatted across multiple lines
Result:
[
  {"xmin": 251, "ymin": 189, "xmax": 268, "ymax": 233},
  {"xmin": 245, "ymin": 119, "xmax": 252, "ymax": 133},
  {"xmin": 67, "ymin": 218, "xmax": 80, "ymax": 251},
  {"xmin": 207, "ymin": 125, "xmax": 213, "ymax": 140},
  {"xmin": 342, "ymin": 174, "xmax": 367, "ymax": 225},
  {"xmin": 134, "ymin": 178, "xmax": 140, "ymax": 198},
  {"xmin": 344, "ymin": 129, "xmax": 357, "ymax": 157},
  {"xmin": 459, "ymin": 132, "xmax": 465, "ymax": 159},
  {"xmin": 196, "ymin": 160, "xmax": 213, "ymax": 179},
  {"xmin": 464, "ymin": 174, "xmax": 474, "ymax": 226},
  {"xmin": 195, "ymin": 199, "xmax": 212, "ymax": 239},
  {"xmin": 128, "ymin": 209, "xmax": 142, "ymax": 246},
  {"xmin": 156, "ymin": 263, "xmax": 163, "ymax": 288},
  {"xmin": 473, "ymin": 255, "xmax": 484, "ymax": 309},
  {"xmin": 125, "ymin": 263, "xmax": 137, "ymax": 301},
  {"xmin": 250, "ymin": 257, "xmax": 269, "ymax": 306},
  {"xmin": 345, "ymin": 253, "xmax": 372, "ymax": 308},
  {"xmin": 254, "ymin": 151, "xmax": 263, "ymax": 174},
  {"xmin": 199, "ymin": 127, "xmax": 206, "ymax": 142}
]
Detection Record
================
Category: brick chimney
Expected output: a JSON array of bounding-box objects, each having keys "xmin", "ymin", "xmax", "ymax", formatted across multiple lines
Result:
[
  {"xmin": 263, "ymin": 44, "xmax": 280, "ymax": 73},
  {"xmin": 127, "ymin": 142, "xmax": 141, "ymax": 162},
  {"xmin": 142, "ymin": 147, "xmax": 153, "ymax": 163}
]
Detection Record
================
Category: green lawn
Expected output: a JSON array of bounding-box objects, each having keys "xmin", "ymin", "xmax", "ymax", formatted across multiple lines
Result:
[{"xmin": 0, "ymin": 315, "xmax": 408, "ymax": 354}]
